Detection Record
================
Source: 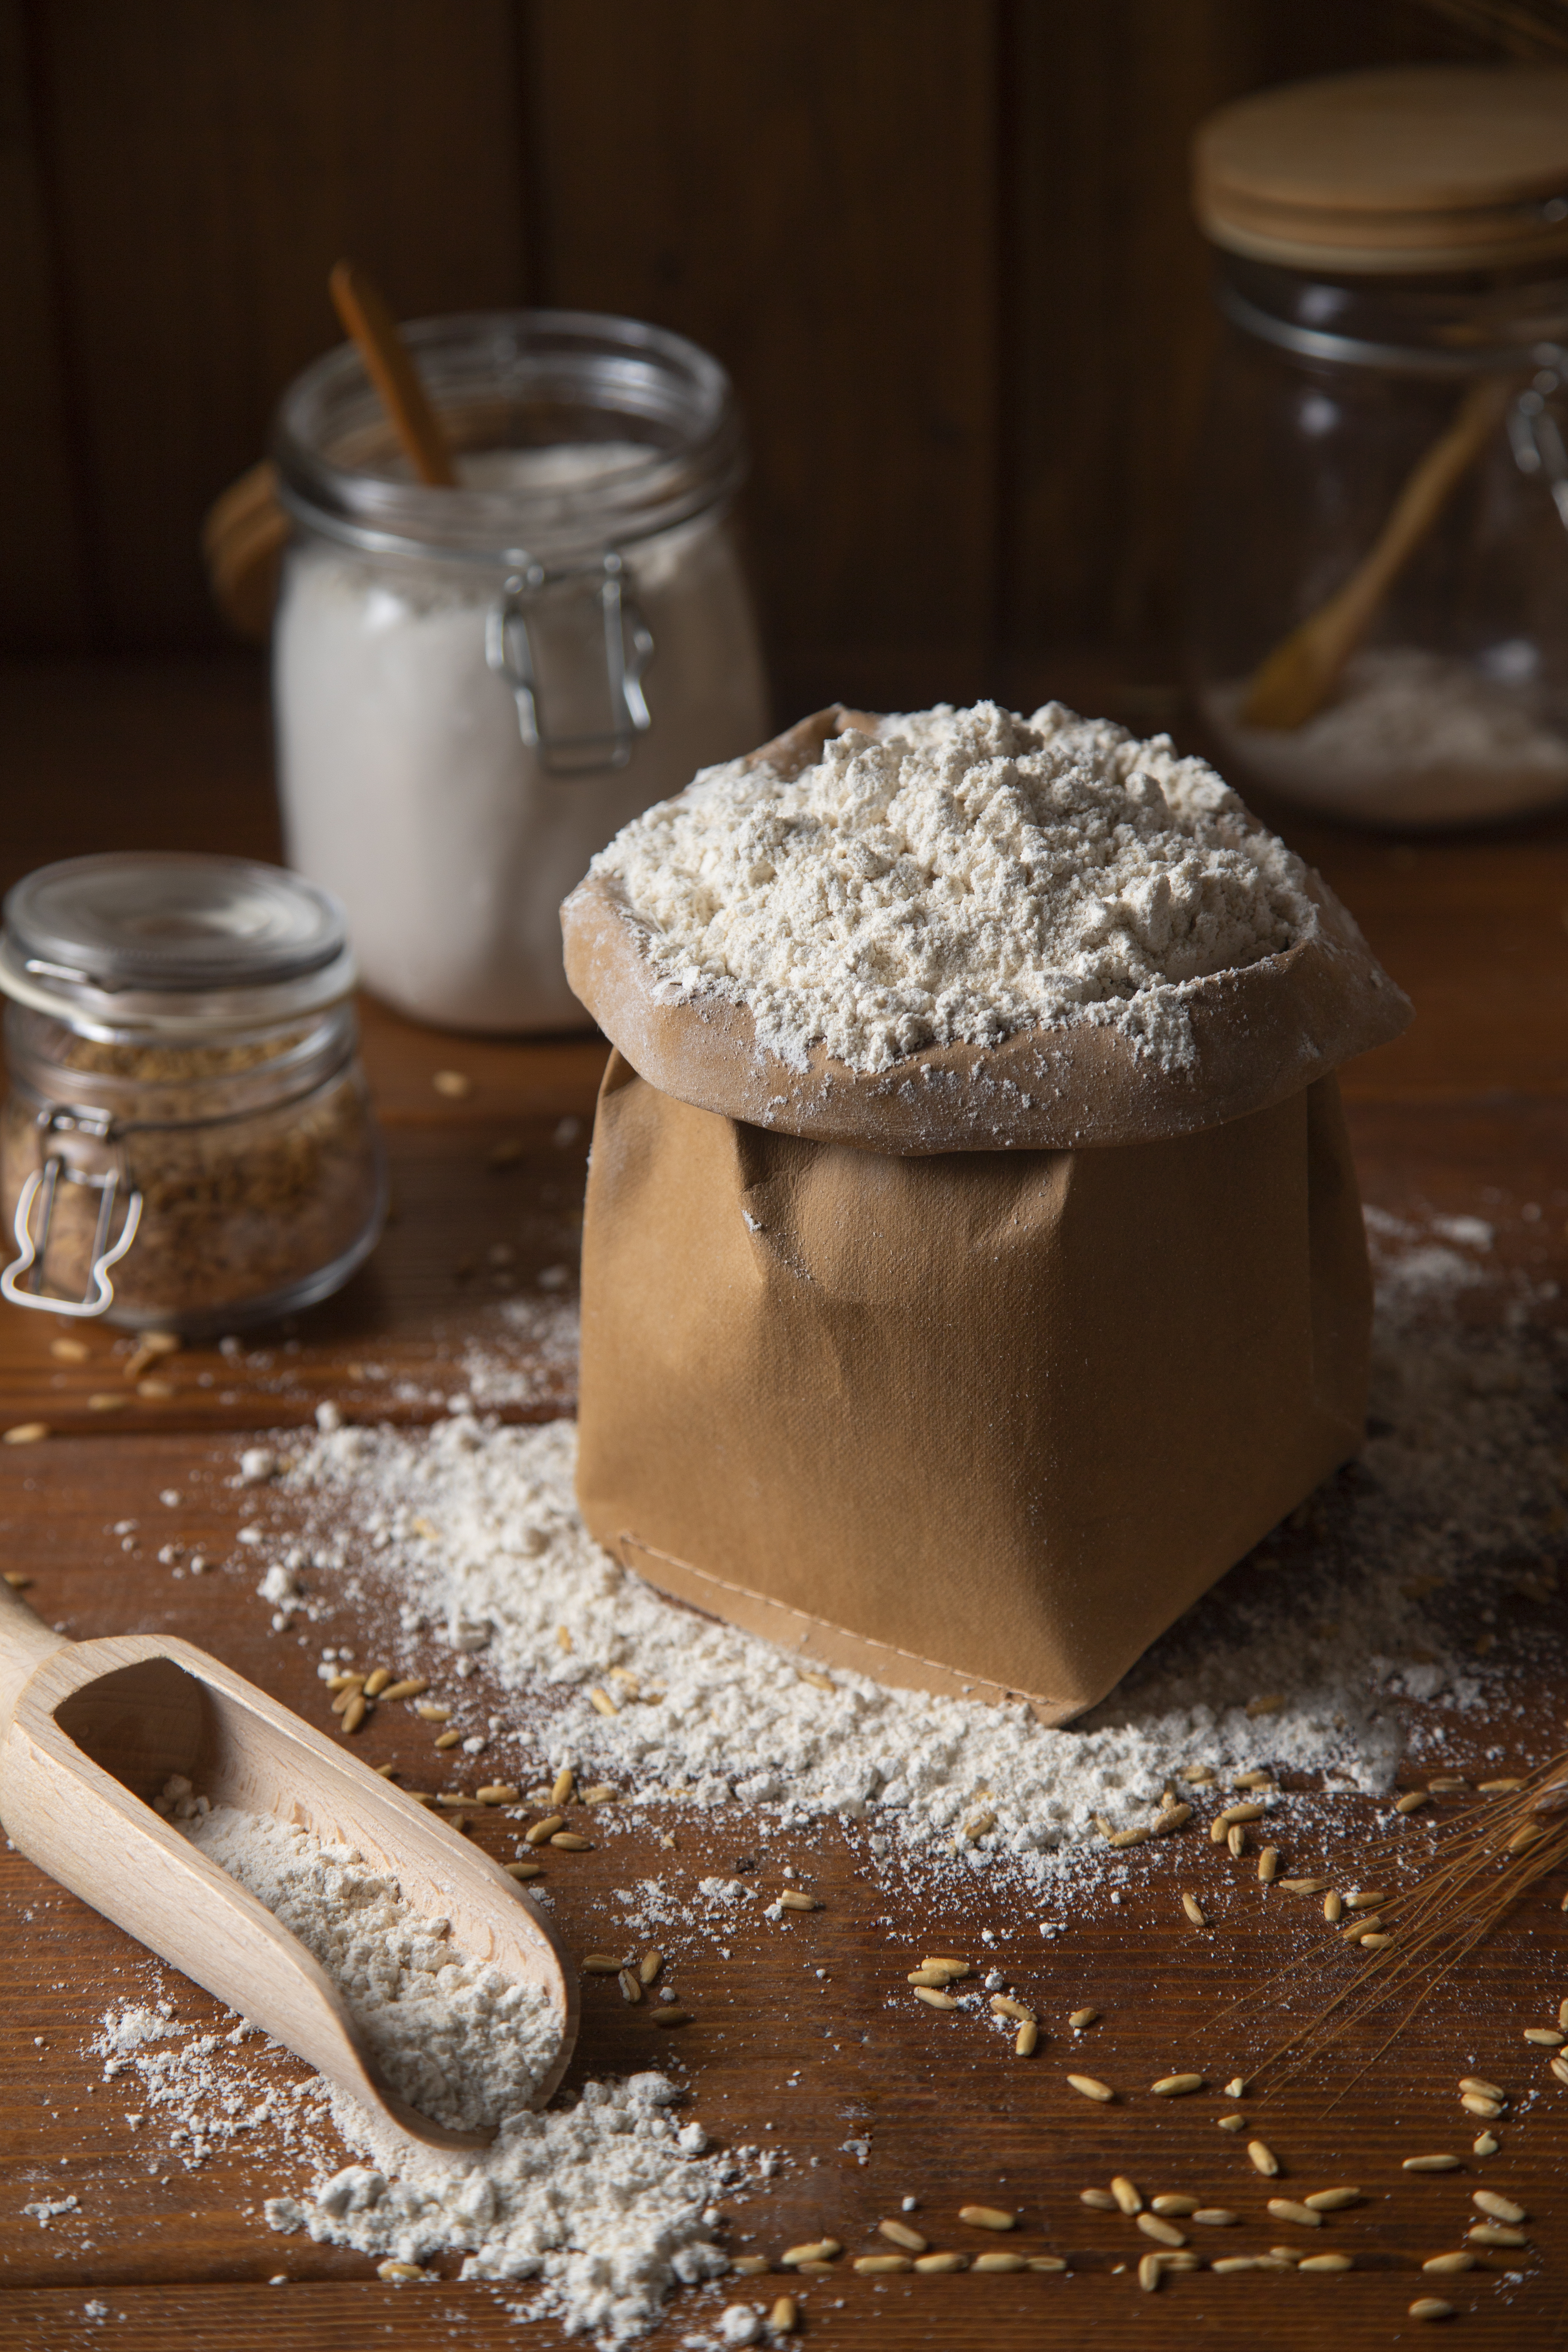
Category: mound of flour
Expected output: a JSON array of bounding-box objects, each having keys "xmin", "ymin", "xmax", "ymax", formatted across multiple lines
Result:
[
  {"xmin": 94, "ymin": 1999, "xmax": 733, "ymax": 2346},
  {"xmin": 591, "ymin": 700, "xmax": 1317, "ymax": 1073},
  {"xmin": 141, "ymin": 1810, "xmax": 737, "ymax": 2340},
  {"xmin": 268, "ymin": 2070, "xmax": 732, "ymax": 2334},
  {"xmin": 180, "ymin": 1807, "xmax": 559, "ymax": 2133}
]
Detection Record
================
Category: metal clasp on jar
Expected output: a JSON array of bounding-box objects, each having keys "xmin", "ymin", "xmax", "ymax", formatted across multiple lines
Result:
[
  {"xmin": 1508, "ymin": 346, "xmax": 1568, "ymax": 533},
  {"xmin": 485, "ymin": 551, "xmax": 654, "ymax": 775},
  {"xmin": 1, "ymin": 1108, "xmax": 143, "ymax": 1318}
]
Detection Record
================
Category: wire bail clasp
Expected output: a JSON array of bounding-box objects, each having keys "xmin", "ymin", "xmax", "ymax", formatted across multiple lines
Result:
[
  {"xmin": 1509, "ymin": 347, "xmax": 1568, "ymax": 534},
  {"xmin": 1, "ymin": 1110, "xmax": 144, "ymax": 1318},
  {"xmin": 485, "ymin": 551, "xmax": 654, "ymax": 776}
]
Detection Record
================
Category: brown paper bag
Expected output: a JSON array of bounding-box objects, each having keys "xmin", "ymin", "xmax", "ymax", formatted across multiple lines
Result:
[{"xmin": 562, "ymin": 708, "xmax": 1410, "ymax": 1722}]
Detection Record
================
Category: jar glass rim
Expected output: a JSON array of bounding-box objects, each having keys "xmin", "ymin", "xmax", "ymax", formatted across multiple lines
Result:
[
  {"xmin": 1214, "ymin": 251, "xmax": 1568, "ymax": 373},
  {"xmin": 273, "ymin": 307, "xmax": 749, "ymax": 565}
]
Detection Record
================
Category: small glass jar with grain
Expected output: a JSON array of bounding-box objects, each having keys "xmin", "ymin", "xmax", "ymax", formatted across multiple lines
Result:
[{"xmin": 0, "ymin": 853, "xmax": 385, "ymax": 1332}]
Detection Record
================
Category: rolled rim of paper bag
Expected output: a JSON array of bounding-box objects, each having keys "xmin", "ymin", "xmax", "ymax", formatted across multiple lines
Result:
[{"xmin": 560, "ymin": 706, "xmax": 1412, "ymax": 1155}]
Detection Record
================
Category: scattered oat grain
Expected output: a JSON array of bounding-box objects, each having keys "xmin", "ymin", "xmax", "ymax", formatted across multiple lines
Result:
[{"xmin": 1137, "ymin": 2214, "xmax": 1186, "ymax": 2247}]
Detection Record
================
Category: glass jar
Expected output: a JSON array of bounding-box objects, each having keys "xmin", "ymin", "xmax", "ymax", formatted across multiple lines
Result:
[
  {"xmin": 1188, "ymin": 67, "xmax": 1568, "ymax": 828},
  {"xmin": 271, "ymin": 308, "xmax": 770, "ymax": 1031},
  {"xmin": 0, "ymin": 854, "xmax": 385, "ymax": 1333}
]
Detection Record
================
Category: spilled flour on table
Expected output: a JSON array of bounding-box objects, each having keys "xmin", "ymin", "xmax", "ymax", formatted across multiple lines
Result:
[
  {"xmin": 95, "ymin": 1992, "xmax": 733, "ymax": 2343},
  {"xmin": 249, "ymin": 1209, "xmax": 1562, "ymax": 1877},
  {"xmin": 90, "ymin": 1811, "xmax": 736, "ymax": 2341}
]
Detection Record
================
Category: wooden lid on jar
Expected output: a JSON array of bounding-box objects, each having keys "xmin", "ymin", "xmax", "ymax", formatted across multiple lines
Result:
[{"xmin": 1195, "ymin": 66, "xmax": 1568, "ymax": 274}]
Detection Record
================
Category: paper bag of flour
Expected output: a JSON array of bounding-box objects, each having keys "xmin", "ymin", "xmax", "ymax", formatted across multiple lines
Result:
[{"xmin": 561, "ymin": 704, "xmax": 1410, "ymax": 1723}]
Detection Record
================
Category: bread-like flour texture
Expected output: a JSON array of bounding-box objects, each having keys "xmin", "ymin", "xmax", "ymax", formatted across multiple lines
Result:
[
  {"xmin": 592, "ymin": 700, "xmax": 1318, "ymax": 1073},
  {"xmin": 181, "ymin": 1806, "xmax": 559, "ymax": 2133}
]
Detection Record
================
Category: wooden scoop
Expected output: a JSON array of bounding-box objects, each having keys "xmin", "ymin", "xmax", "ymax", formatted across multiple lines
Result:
[
  {"xmin": 1240, "ymin": 373, "xmax": 1514, "ymax": 732},
  {"xmin": 0, "ymin": 1576, "xmax": 576, "ymax": 2153}
]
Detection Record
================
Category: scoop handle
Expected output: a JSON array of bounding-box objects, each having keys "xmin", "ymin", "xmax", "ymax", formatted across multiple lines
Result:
[{"xmin": 0, "ymin": 1574, "xmax": 69, "ymax": 1728}]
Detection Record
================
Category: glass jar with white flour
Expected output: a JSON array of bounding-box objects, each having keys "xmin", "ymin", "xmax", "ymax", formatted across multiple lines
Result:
[{"xmin": 272, "ymin": 311, "xmax": 769, "ymax": 1030}]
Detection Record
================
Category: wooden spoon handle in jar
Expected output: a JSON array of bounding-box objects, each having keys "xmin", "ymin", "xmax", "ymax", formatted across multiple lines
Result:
[
  {"xmin": 201, "ymin": 266, "xmax": 459, "ymax": 638},
  {"xmin": 1240, "ymin": 374, "xmax": 1514, "ymax": 732},
  {"xmin": 328, "ymin": 258, "xmax": 458, "ymax": 488}
]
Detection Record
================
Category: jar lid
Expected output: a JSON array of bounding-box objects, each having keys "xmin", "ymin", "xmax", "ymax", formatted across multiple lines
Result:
[
  {"xmin": 1194, "ymin": 66, "xmax": 1568, "ymax": 275},
  {"xmin": 0, "ymin": 853, "xmax": 357, "ymax": 1035}
]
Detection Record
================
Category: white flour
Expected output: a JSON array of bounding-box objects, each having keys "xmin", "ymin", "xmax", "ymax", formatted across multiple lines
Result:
[
  {"xmin": 269, "ymin": 2070, "xmax": 732, "ymax": 2334},
  {"xmin": 1204, "ymin": 647, "xmax": 1568, "ymax": 826},
  {"xmin": 178, "ymin": 1806, "xmax": 559, "ymax": 2133},
  {"xmin": 589, "ymin": 700, "xmax": 1317, "ymax": 1073},
  {"xmin": 275, "ymin": 446, "xmax": 769, "ymax": 1033},
  {"xmin": 259, "ymin": 1209, "xmax": 1559, "ymax": 1879},
  {"xmin": 94, "ymin": 1998, "xmax": 733, "ymax": 2345}
]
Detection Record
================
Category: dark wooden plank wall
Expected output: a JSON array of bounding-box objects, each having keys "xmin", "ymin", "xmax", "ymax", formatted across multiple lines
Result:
[{"xmin": 3, "ymin": 0, "xmax": 1510, "ymax": 710}]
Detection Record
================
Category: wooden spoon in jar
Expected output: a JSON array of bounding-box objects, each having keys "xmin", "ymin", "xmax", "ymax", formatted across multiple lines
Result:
[
  {"xmin": 1239, "ymin": 372, "xmax": 1514, "ymax": 732},
  {"xmin": 0, "ymin": 1575, "xmax": 576, "ymax": 2153},
  {"xmin": 327, "ymin": 258, "xmax": 457, "ymax": 488},
  {"xmin": 202, "ymin": 259, "xmax": 456, "ymax": 638}
]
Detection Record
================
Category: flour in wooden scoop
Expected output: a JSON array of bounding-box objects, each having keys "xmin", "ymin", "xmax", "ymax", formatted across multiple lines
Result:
[
  {"xmin": 593, "ymin": 699, "xmax": 1318, "ymax": 1073},
  {"xmin": 179, "ymin": 1804, "xmax": 559, "ymax": 2133}
]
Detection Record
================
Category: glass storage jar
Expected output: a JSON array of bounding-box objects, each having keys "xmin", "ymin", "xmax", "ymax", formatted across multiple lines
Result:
[
  {"xmin": 0, "ymin": 854, "xmax": 385, "ymax": 1333},
  {"xmin": 1188, "ymin": 66, "xmax": 1568, "ymax": 827},
  {"xmin": 271, "ymin": 308, "xmax": 770, "ymax": 1031}
]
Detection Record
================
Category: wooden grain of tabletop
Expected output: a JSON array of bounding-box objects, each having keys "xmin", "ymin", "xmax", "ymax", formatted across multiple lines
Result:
[{"xmin": 1, "ymin": 663, "xmax": 1566, "ymax": 2350}]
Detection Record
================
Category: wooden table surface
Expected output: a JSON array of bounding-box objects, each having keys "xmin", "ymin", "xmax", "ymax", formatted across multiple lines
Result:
[{"xmin": 1, "ymin": 660, "xmax": 1566, "ymax": 2350}]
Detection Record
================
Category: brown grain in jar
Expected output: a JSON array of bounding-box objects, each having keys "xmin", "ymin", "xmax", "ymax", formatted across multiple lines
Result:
[{"xmin": 0, "ymin": 854, "xmax": 384, "ymax": 1332}]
